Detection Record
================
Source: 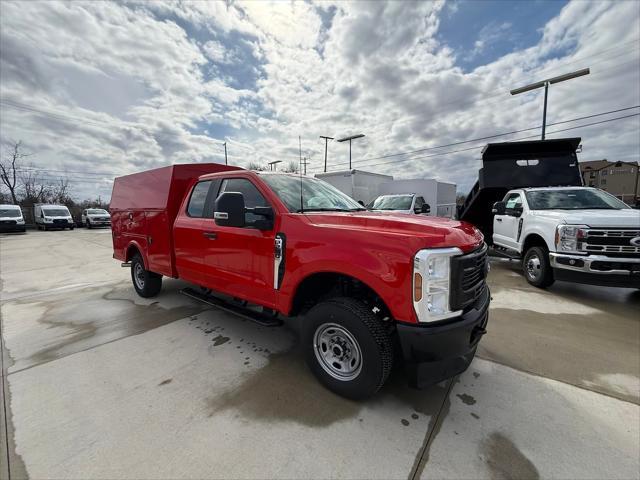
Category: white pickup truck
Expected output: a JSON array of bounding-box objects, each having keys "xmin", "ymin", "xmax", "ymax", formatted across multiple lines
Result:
[{"xmin": 491, "ymin": 186, "xmax": 640, "ymax": 289}]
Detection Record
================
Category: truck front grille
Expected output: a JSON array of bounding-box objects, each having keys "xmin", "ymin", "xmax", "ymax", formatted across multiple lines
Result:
[
  {"xmin": 52, "ymin": 219, "xmax": 69, "ymax": 225},
  {"xmin": 450, "ymin": 243, "xmax": 489, "ymax": 311},
  {"xmin": 1, "ymin": 220, "xmax": 17, "ymax": 225},
  {"xmin": 581, "ymin": 229, "xmax": 640, "ymax": 257}
]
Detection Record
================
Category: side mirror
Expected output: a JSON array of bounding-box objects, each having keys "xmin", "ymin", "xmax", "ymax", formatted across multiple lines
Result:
[
  {"xmin": 492, "ymin": 201, "xmax": 506, "ymax": 215},
  {"xmin": 214, "ymin": 192, "xmax": 245, "ymax": 228},
  {"xmin": 422, "ymin": 204, "xmax": 430, "ymax": 214}
]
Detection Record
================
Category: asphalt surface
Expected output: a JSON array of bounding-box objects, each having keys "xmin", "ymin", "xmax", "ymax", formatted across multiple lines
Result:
[{"xmin": 1, "ymin": 229, "xmax": 638, "ymax": 479}]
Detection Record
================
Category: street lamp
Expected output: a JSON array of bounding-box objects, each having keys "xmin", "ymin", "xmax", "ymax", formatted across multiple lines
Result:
[
  {"xmin": 337, "ymin": 134, "xmax": 365, "ymax": 170},
  {"xmin": 268, "ymin": 160, "xmax": 282, "ymax": 171},
  {"xmin": 510, "ymin": 68, "xmax": 590, "ymax": 140}
]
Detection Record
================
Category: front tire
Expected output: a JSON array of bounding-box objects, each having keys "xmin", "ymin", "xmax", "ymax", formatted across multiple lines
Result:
[
  {"xmin": 523, "ymin": 246, "xmax": 554, "ymax": 288},
  {"xmin": 86, "ymin": 220, "xmax": 91, "ymax": 229},
  {"xmin": 131, "ymin": 253, "xmax": 162, "ymax": 297},
  {"xmin": 303, "ymin": 297, "xmax": 394, "ymax": 400}
]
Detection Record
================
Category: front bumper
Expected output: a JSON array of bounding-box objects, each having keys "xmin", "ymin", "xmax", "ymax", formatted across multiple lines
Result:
[
  {"xmin": 550, "ymin": 253, "xmax": 640, "ymax": 288},
  {"xmin": 0, "ymin": 223, "xmax": 26, "ymax": 232},
  {"xmin": 396, "ymin": 287, "xmax": 490, "ymax": 388}
]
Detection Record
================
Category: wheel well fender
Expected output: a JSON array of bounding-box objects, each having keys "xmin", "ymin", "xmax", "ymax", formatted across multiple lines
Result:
[
  {"xmin": 125, "ymin": 242, "xmax": 146, "ymax": 268},
  {"xmin": 288, "ymin": 272, "xmax": 392, "ymax": 319},
  {"xmin": 522, "ymin": 233, "xmax": 549, "ymax": 253}
]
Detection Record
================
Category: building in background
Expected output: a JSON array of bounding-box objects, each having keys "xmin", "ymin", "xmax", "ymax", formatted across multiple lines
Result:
[{"xmin": 579, "ymin": 159, "xmax": 639, "ymax": 206}]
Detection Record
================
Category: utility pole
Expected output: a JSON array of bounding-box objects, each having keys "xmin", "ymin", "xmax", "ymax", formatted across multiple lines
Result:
[
  {"xmin": 301, "ymin": 157, "xmax": 309, "ymax": 175},
  {"xmin": 223, "ymin": 142, "xmax": 228, "ymax": 165},
  {"xmin": 320, "ymin": 135, "xmax": 334, "ymax": 172},
  {"xmin": 510, "ymin": 68, "xmax": 590, "ymax": 140},
  {"xmin": 299, "ymin": 135, "xmax": 302, "ymax": 173}
]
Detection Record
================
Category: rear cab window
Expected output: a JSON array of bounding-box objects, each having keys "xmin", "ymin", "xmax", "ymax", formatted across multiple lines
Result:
[{"xmin": 187, "ymin": 181, "xmax": 212, "ymax": 217}]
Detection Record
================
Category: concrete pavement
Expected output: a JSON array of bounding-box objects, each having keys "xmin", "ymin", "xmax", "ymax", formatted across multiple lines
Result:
[{"xmin": 1, "ymin": 229, "xmax": 638, "ymax": 479}]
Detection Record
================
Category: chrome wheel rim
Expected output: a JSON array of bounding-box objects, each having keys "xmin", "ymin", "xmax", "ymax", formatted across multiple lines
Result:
[
  {"xmin": 526, "ymin": 254, "xmax": 542, "ymax": 281},
  {"xmin": 134, "ymin": 263, "xmax": 145, "ymax": 290},
  {"xmin": 313, "ymin": 323, "xmax": 362, "ymax": 381}
]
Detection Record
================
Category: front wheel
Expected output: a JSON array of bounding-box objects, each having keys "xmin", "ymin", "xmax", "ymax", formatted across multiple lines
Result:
[
  {"xmin": 303, "ymin": 297, "xmax": 394, "ymax": 400},
  {"xmin": 131, "ymin": 253, "xmax": 162, "ymax": 297},
  {"xmin": 86, "ymin": 220, "xmax": 91, "ymax": 229},
  {"xmin": 523, "ymin": 246, "xmax": 554, "ymax": 288}
]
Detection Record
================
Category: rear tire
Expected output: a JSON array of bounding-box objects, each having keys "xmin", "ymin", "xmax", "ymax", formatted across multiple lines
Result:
[
  {"xmin": 523, "ymin": 246, "xmax": 554, "ymax": 288},
  {"xmin": 131, "ymin": 253, "xmax": 162, "ymax": 297},
  {"xmin": 303, "ymin": 297, "xmax": 394, "ymax": 400}
]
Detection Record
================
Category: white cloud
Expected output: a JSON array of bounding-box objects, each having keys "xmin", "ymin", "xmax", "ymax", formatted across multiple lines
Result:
[{"xmin": 0, "ymin": 0, "xmax": 638, "ymax": 202}]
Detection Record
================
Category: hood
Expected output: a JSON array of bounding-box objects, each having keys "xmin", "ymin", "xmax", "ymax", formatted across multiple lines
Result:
[
  {"xmin": 303, "ymin": 211, "xmax": 484, "ymax": 253},
  {"xmin": 532, "ymin": 209, "xmax": 640, "ymax": 227}
]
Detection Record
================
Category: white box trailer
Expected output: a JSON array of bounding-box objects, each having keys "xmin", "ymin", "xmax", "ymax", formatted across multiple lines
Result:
[{"xmin": 315, "ymin": 170, "xmax": 393, "ymax": 204}]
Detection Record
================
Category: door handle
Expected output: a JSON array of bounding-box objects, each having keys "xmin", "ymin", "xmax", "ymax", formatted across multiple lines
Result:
[
  {"xmin": 203, "ymin": 232, "xmax": 217, "ymax": 240},
  {"xmin": 496, "ymin": 218, "xmax": 503, "ymax": 222}
]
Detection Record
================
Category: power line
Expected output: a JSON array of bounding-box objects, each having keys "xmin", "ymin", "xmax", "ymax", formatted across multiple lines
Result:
[
  {"xmin": 313, "ymin": 105, "xmax": 640, "ymax": 170},
  {"xmin": 320, "ymin": 113, "xmax": 639, "ymax": 172}
]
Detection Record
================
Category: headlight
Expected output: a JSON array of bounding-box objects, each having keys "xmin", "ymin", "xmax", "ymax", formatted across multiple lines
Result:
[
  {"xmin": 44, "ymin": 217, "xmax": 52, "ymax": 223},
  {"xmin": 17, "ymin": 219, "xmax": 24, "ymax": 224},
  {"xmin": 555, "ymin": 225, "xmax": 588, "ymax": 253},
  {"xmin": 413, "ymin": 247, "xmax": 462, "ymax": 323}
]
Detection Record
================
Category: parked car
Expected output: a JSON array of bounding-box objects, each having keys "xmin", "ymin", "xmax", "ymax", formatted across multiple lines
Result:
[
  {"xmin": 0, "ymin": 204, "xmax": 26, "ymax": 233},
  {"xmin": 81, "ymin": 208, "xmax": 111, "ymax": 228},
  {"xmin": 110, "ymin": 164, "xmax": 490, "ymax": 399},
  {"xmin": 369, "ymin": 194, "xmax": 430, "ymax": 215},
  {"xmin": 34, "ymin": 204, "xmax": 74, "ymax": 230},
  {"xmin": 492, "ymin": 186, "xmax": 640, "ymax": 288}
]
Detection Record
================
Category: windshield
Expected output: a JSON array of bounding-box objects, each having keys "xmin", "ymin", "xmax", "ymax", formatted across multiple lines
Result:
[
  {"xmin": 260, "ymin": 174, "xmax": 365, "ymax": 212},
  {"xmin": 88, "ymin": 209, "xmax": 108, "ymax": 215},
  {"xmin": 370, "ymin": 195, "xmax": 413, "ymax": 210},
  {"xmin": 43, "ymin": 208, "xmax": 70, "ymax": 216},
  {"xmin": 0, "ymin": 208, "xmax": 21, "ymax": 217},
  {"xmin": 525, "ymin": 189, "xmax": 630, "ymax": 210}
]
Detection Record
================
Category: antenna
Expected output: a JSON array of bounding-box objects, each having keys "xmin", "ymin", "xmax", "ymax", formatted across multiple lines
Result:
[{"xmin": 299, "ymin": 136, "xmax": 304, "ymax": 213}]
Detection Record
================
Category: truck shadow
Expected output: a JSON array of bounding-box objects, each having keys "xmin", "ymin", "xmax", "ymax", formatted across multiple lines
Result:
[{"xmin": 202, "ymin": 315, "xmax": 449, "ymax": 428}]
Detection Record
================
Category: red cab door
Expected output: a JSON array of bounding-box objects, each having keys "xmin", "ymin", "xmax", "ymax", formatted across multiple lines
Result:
[{"xmin": 201, "ymin": 177, "xmax": 277, "ymax": 308}]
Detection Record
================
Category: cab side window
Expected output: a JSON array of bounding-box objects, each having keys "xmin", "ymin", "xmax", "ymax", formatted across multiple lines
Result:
[
  {"xmin": 187, "ymin": 181, "xmax": 212, "ymax": 218},
  {"xmin": 504, "ymin": 193, "xmax": 523, "ymax": 213},
  {"xmin": 219, "ymin": 178, "xmax": 270, "ymax": 227}
]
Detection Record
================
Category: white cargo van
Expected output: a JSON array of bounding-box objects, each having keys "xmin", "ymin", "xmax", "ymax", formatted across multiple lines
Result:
[
  {"xmin": 34, "ymin": 204, "xmax": 74, "ymax": 230},
  {"xmin": 0, "ymin": 204, "xmax": 26, "ymax": 233}
]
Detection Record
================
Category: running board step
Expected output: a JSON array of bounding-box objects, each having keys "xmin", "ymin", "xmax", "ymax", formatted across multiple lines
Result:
[
  {"xmin": 488, "ymin": 245, "xmax": 521, "ymax": 260},
  {"xmin": 180, "ymin": 287, "xmax": 283, "ymax": 327}
]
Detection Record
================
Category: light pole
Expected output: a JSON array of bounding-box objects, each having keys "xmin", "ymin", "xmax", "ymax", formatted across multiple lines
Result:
[
  {"xmin": 337, "ymin": 134, "xmax": 365, "ymax": 170},
  {"xmin": 510, "ymin": 68, "xmax": 590, "ymax": 140},
  {"xmin": 223, "ymin": 141, "xmax": 228, "ymax": 165},
  {"xmin": 320, "ymin": 135, "xmax": 334, "ymax": 172}
]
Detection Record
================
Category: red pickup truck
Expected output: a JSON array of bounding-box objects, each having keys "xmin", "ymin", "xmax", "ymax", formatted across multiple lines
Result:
[{"xmin": 111, "ymin": 164, "xmax": 489, "ymax": 399}]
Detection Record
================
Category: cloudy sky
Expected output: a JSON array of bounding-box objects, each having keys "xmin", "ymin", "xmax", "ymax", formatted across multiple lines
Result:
[{"xmin": 1, "ymin": 0, "xmax": 639, "ymax": 201}]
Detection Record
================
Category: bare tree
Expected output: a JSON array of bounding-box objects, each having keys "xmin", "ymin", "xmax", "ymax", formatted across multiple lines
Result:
[
  {"xmin": 50, "ymin": 178, "xmax": 71, "ymax": 204},
  {"xmin": 247, "ymin": 162, "xmax": 267, "ymax": 171},
  {"xmin": 20, "ymin": 168, "xmax": 49, "ymax": 205},
  {"xmin": 281, "ymin": 161, "xmax": 299, "ymax": 173},
  {"xmin": 0, "ymin": 140, "xmax": 31, "ymax": 204}
]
